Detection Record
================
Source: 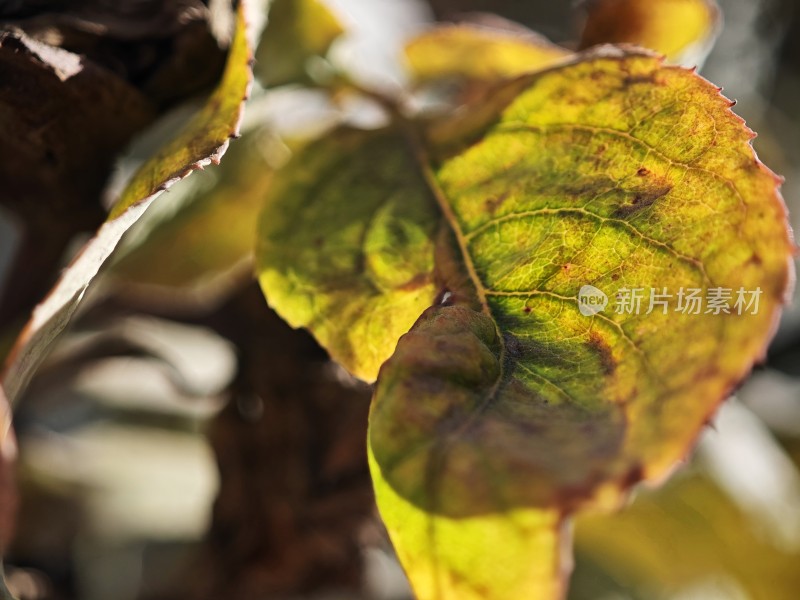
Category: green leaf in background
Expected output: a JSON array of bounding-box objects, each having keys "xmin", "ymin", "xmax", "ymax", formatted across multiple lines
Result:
[
  {"xmin": 111, "ymin": 128, "xmax": 275, "ymax": 300},
  {"xmin": 579, "ymin": 0, "xmax": 721, "ymax": 67},
  {"xmin": 256, "ymin": 129, "xmax": 441, "ymax": 382},
  {"xmin": 255, "ymin": 0, "xmax": 344, "ymax": 87},
  {"xmin": 368, "ymin": 49, "xmax": 793, "ymax": 598},
  {"xmin": 405, "ymin": 23, "xmax": 571, "ymax": 84},
  {"xmin": 574, "ymin": 471, "xmax": 800, "ymax": 600},
  {"xmin": 1, "ymin": 3, "xmax": 253, "ymax": 402}
]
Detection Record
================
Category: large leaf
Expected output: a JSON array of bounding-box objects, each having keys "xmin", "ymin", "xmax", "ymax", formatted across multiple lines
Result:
[
  {"xmin": 405, "ymin": 23, "xmax": 571, "ymax": 84},
  {"xmin": 1, "ymin": 3, "xmax": 252, "ymax": 402},
  {"xmin": 256, "ymin": 129, "xmax": 441, "ymax": 382},
  {"xmin": 579, "ymin": 0, "xmax": 721, "ymax": 67},
  {"xmin": 367, "ymin": 49, "xmax": 793, "ymax": 598}
]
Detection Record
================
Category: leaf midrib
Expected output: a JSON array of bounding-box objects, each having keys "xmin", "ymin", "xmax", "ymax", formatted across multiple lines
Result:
[{"xmin": 402, "ymin": 127, "xmax": 509, "ymax": 426}]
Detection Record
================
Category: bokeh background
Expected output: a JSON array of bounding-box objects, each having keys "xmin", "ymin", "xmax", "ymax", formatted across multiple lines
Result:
[{"xmin": 1, "ymin": 0, "xmax": 799, "ymax": 598}]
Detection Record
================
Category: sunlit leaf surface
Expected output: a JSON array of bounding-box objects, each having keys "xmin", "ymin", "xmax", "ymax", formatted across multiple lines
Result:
[
  {"xmin": 368, "ymin": 49, "xmax": 793, "ymax": 598},
  {"xmin": 256, "ymin": 129, "xmax": 441, "ymax": 382}
]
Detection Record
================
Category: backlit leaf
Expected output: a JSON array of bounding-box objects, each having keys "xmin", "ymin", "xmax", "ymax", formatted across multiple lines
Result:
[
  {"xmin": 369, "ymin": 48, "xmax": 793, "ymax": 598},
  {"xmin": 256, "ymin": 129, "xmax": 441, "ymax": 382},
  {"xmin": 405, "ymin": 23, "xmax": 571, "ymax": 84},
  {"xmin": 1, "ymin": 3, "xmax": 252, "ymax": 402},
  {"xmin": 579, "ymin": 0, "xmax": 721, "ymax": 67}
]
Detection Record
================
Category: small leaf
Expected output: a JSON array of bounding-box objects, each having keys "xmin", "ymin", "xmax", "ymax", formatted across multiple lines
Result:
[
  {"xmin": 255, "ymin": 0, "xmax": 344, "ymax": 87},
  {"xmin": 579, "ymin": 0, "xmax": 721, "ymax": 67},
  {"xmin": 1, "ymin": 3, "xmax": 252, "ymax": 402},
  {"xmin": 405, "ymin": 23, "xmax": 571, "ymax": 84},
  {"xmin": 256, "ymin": 128, "xmax": 441, "ymax": 382},
  {"xmin": 369, "ymin": 49, "xmax": 793, "ymax": 598}
]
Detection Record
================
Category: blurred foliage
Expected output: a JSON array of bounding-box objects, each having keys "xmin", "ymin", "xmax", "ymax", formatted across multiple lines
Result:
[
  {"xmin": 579, "ymin": 0, "xmax": 721, "ymax": 67},
  {"xmin": 574, "ymin": 469, "xmax": 800, "ymax": 600},
  {"xmin": 405, "ymin": 23, "xmax": 569, "ymax": 83},
  {"xmin": 112, "ymin": 128, "xmax": 274, "ymax": 297},
  {"xmin": 254, "ymin": 0, "xmax": 344, "ymax": 87}
]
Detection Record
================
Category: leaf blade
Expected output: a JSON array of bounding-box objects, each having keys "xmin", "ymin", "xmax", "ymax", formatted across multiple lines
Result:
[
  {"xmin": 256, "ymin": 128, "xmax": 441, "ymax": 382},
  {"xmin": 370, "ymin": 446, "xmax": 569, "ymax": 600},
  {"xmin": 370, "ymin": 48, "xmax": 793, "ymax": 598}
]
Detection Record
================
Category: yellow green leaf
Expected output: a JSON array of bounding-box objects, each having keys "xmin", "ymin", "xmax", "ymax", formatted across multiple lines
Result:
[
  {"xmin": 370, "ymin": 446, "xmax": 568, "ymax": 600},
  {"xmin": 1, "ymin": 4, "xmax": 252, "ymax": 402},
  {"xmin": 369, "ymin": 48, "xmax": 792, "ymax": 598},
  {"xmin": 405, "ymin": 23, "xmax": 571, "ymax": 84},
  {"xmin": 256, "ymin": 128, "xmax": 441, "ymax": 382},
  {"xmin": 255, "ymin": 0, "xmax": 344, "ymax": 87},
  {"xmin": 579, "ymin": 0, "xmax": 721, "ymax": 67}
]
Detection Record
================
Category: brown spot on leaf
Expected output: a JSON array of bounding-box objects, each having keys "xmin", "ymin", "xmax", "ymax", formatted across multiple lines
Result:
[
  {"xmin": 614, "ymin": 181, "xmax": 672, "ymax": 218},
  {"xmin": 622, "ymin": 73, "xmax": 660, "ymax": 87},
  {"xmin": 484, "ymin": 192, "xmax": 509, "ymax": 215},
  {"xmin": 748, "ymin": 253, "xmax": 763, "ymax": 266},
  {"xmin": 636, "ymin": 167, "xmax": 649, "ymax": 176},
  {"xmin": 587, "ymin": 332, "xmax": 615, "ymax": 376}
]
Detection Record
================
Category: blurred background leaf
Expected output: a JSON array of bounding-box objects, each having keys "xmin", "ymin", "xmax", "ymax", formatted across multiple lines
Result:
[{"xmin": 254, "ymin": 0, "xmax": 344, "ymax": 87}]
